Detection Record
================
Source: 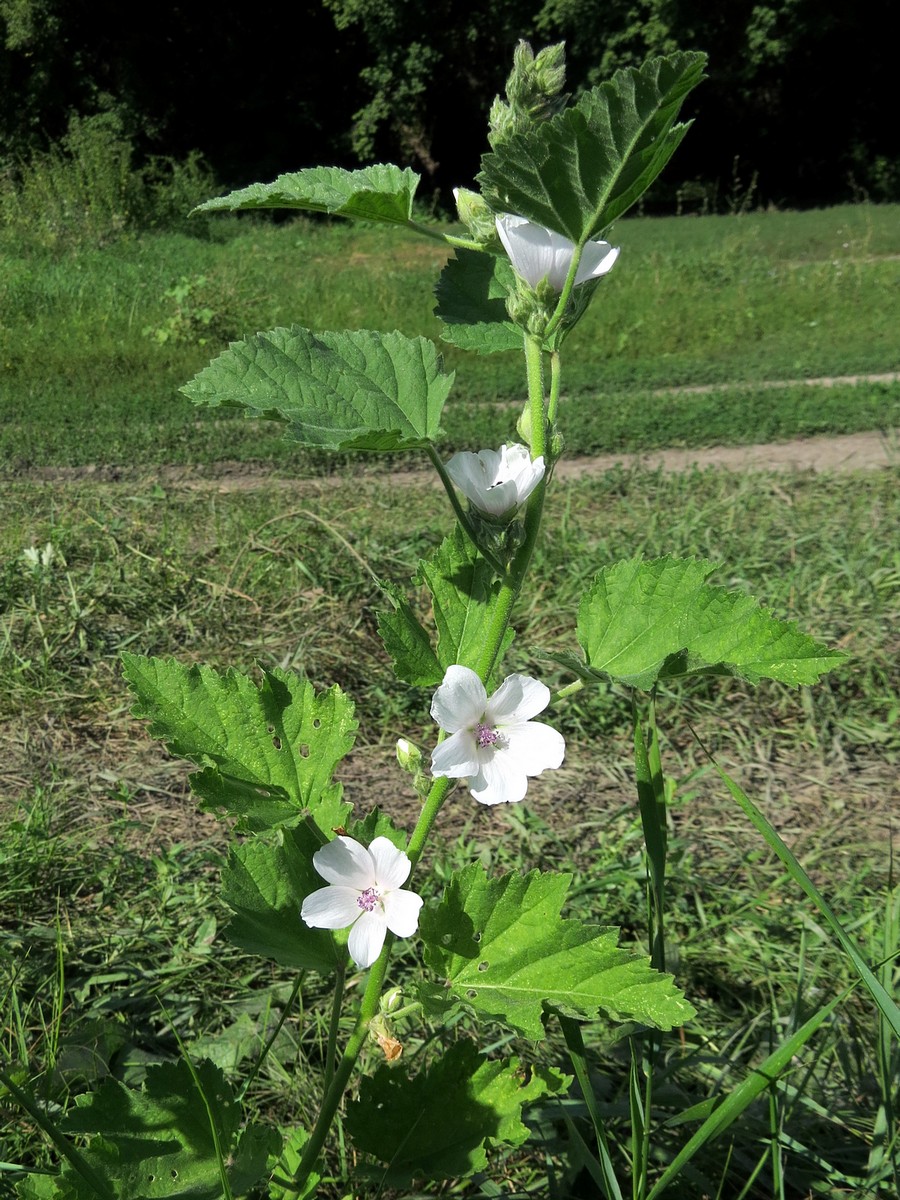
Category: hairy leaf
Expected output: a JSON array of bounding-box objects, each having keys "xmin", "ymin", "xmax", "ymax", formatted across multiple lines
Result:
[
  {"xmin": 419, "ymin": 864, "xmax": 694, "ymax": 1039},
  {"xmin": 434, "ymin": 249, "xmax": 523, "ymax": 354},
  {"xmin": 346, "ymin": 1040, "xmax": 568, "ymax": 1185},
  {"xmin": 375, "ymin": 577, "xmax": 443, "ymax": 686},
  {"xmin": 121, "ymin": 655, "xmax": 356, "ymax": 834},
  {"xmin": 181, "ymin": 327, "xmax": 454, "ymax": 452},
  {"xmin": 221, "ymin": 825, "xmax": 341, "ymax": 972},
  {"xmin": 192, "ymin": 163, "xmax": 420, "ymax": 225},
  {"xmin": 418, "ymin": 527, "xmax": 514, "ymax": 677},
  {"xmin": 60, "ymin": 1059, "xmax": 278, "ymax": 1199},
  {"xmin": 479, "ymin": 53, "xmax": 706, "ymax": 243},
  {"xmin": 556, "ymin": 556, "xmax": 848, "ymax": 690}
]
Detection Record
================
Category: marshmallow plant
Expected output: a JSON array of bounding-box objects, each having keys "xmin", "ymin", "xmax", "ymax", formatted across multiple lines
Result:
[{"xmin": 22, "ymin": 40, "xmax": 862, "ymax": 1200}]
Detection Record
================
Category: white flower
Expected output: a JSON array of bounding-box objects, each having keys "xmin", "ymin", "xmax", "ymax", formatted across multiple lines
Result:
[
  {"xmin": 496, "ymin": 214, "xmax": 619, "ymax": 291},
  {"xmin": 445, "ymin": 443, "xmax": 545, "ymax": 519},
  {"xmin": 431, "ymin": 665, "xmax": 565, "ymax": 805},
  {"xmin": 301, "ymin": 835, "xmax": 424, "ymax": 969}
]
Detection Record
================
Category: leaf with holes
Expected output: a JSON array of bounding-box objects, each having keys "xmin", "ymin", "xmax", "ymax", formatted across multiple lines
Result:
[
  {"xmin": 59, "ymin": 1059, "xmax": 278, "ymax": 1199},
  {"xmin": 121, "ymin": 655, "xmax": 356, "ymax": 834},
  {"xmin": 419, "ymin": 864, "xmax": 694, "ymax": 1040},
  {"xmin": 479, "ymin": 53, "xmax": 706, "ymax": 243},
  {"xmin": 346, "ymin": 1040, "xmax": 568, "ymax": 1186},
  {"xmin": 192, "ymin": 163, "xmax": 421, "ymax": 225},
  {"xmin": 180, "ymin": 327, "xmax": 453, "ymax": 452}
]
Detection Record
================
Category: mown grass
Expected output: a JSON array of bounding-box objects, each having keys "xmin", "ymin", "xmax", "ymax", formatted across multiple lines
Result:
[
  {"xmin": 2, "ymin": 463, "xmax": 897, "ymax": 1195},
  {"xmin": 2, "ymin": 203, "xmax": 899, "ymax": 473}
]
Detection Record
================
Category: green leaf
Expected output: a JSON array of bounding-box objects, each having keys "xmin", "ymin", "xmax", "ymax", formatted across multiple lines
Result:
[
  {"xmin": 121, "ymin": 655, "xmax": 356, "ymax": 834},
  {"xmin": 268, "ymin": 1127, "xmax": 320, "ymax": 1200},
  {"xmin": 419, "ymin": 864, "xmax": 694, "ymax": 1040},
  {"xmin": 181, "ymin": 327, "xmax": 454, "ymax": 452},
  {"xmin": 60, "ymin": 1059, "xmax": 279, "ymax": 1199},
  {"xmin": 557, "ymin": 556, "xmax": 847, "ymax": 690},
  {"xmin": 221, "ymin": 825, "xmax": 341, "ymax": 972},
  {"xmin": 375, "ymin": 576, "xmax": 443, "ymax": 686},
  {"xmin": 346, "ymin": 1040, "xmax": 568, "ymax": 1186},
  {"xmin": 418, "ymin": 527, "xmax": 514, "ymax": 677},
  {"xmin": 192, "ymin": 163, "xmax": 421, "ymax": 225},
  {"xmin": 434, "ymin": 249, "xmax": 523, "ymax": 354},
  {"xmin": 479, "ymin": 53, "xmax": 706, "ymax": 243}
]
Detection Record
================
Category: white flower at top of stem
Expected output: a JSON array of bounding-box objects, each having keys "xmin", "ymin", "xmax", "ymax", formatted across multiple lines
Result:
[
  {"xmin": 445, "ymin": 443, "xmax": 545, "ymax": 519},
  {"xmin": 496, "ymin": 214, "xmax": 620, "ymax": 292},
  {"xmin": 431, "ymin": 665, "xmax": 565, "ymax": 805},
  {"xmin": 300, "ymin": 835, "xmax": 423, "ymax": 969}
]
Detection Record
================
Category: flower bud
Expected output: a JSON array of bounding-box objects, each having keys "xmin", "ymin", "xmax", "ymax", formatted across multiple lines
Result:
[
  {"xmin": 453, "ymin": 187, "xmax": 497, "ymax": 245},
  {"xmin": 380, "ymin": 986, "xmax": 403, "ymax": 1014},
  {"xmin": 396, "ymin": 737, "xmax": 423, "ymax": 773}
]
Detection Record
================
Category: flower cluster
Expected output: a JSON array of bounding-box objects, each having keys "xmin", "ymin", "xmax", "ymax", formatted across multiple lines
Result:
[
  {"xmin": 301, "ymin": 836, "xmax": 423, "ymax": 969},
  {"xmin": 430, "ymin": 664, "xmax": 565, "ymax": 805}
]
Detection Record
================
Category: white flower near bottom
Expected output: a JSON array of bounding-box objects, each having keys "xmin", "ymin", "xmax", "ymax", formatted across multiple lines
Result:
[
  {"xmin": 446, "ymin": 443, "xmax": 545, "ymax": 519},
  {"xmin": 301, "ymin": 836, "xmax": 423, "ymax": 969},
  {"xmin": 496, "ymin": 214, "xmax": 620, "ymax": 292},
  {"xmin": 431, "ymin": 665, "xmax": 565, "ymax": 805}
]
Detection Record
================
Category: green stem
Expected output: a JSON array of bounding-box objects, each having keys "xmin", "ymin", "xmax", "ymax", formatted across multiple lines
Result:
[
  {"xmin": 524, "ymin": 333, "xmax": 547, "ymax": 462},
  {"xmin": 544, "ymin": 243, "xmax": 584, "ymax": 341},
  {"xmin": 547, "ymin": 349, "xmax": 563, "ymax": 430},
  {"xmin": 405, "ymin": 219, "xmax": 480, "ymax": 251},
  {"xmin": 554, "ymin": 679, "xmax": 585, "ymax": 702}
]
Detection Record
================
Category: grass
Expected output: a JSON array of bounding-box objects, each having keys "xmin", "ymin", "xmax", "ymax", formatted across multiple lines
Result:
[
  {"xmin": 2, "ymin": 204, "xmax": 899, "ymax": 473},
  {"xmin": 1, "ymin": 463, "xmax": 897, "ymax": 1195}
]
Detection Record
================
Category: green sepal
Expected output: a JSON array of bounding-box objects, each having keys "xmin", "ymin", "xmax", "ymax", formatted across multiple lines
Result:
[
  {"xmin": 220, "ymin": 824, "xmax": 343, "ymax": 972},
  {"xmin": 550, "ymin": 556, "xmax": 848, "ymax": 691},
  {"xmin": 346, "ymin": 1039, "xmax": 569, "ymax": 1186},
  {"xmin": 479, "ymin": 52, "xmax": 706, "ymax": 243},
  {"xmin": 191, "ymin": 163, "xmax": 420, "ymax": 225},
  {"xmin": 120, "ymin": 655, "xmax": 356, "ymax": 835},
  {"xmin": 434, "ymin": 249, "xmax": 523, "ymax": 354},
  {"xmin": 419, "ymin": 864, "xmax": 695, "ymax": 1040},
  {"xmin": 181, "ymin": 327, "xmax": 454, "ymax": 452}
]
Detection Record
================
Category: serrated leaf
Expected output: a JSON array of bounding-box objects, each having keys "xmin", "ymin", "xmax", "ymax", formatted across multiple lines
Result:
[
  {"xmin": 434, "ymin": 249, "xmax": 523, "ymax": 354},
  {"xmin": 121, "ymin": 655, "xmax": 356, "ymax": 834},
  {"xmin": 346, "ymin": 1040, "xmax": 568, "ymax": 1186},
  {"xmin": 419, "ymin": 865, "xmax": 694, "ymax": 1040},
  {"xmin": 479, "ymin": 53, "xmax": 706, "ymax": 243},
  {"xmin": 419, "ymin": 527, "xmax": 514, "ymax": 677},
  {"xmin": 347, "ymin": 807, "xmax": 409, "ymax": 851},
  {"xmin": 564, "ymin": 556, "xmax": 848, "ymax": 690},
  {"xmin": 221, "ymin": 825, "xmax": 341, "ymax": 972},
  {"xmin": 268, "ymin": 1127, "xmax": 320, "ymax": 1200},
  {"xmin": 375, "ymin": 577, "xmax": 443, "ymax": 686},
  {"xmin": 59, "ymin": 1059, "xmax": 278, "ymax": 1199},
  {"xmin": 192, "ymin": 163, "xmax": 420, "ymax": 225},
  {"xmin": 181, "ymin": 327, "xmax": 454, "ymax": 452}
]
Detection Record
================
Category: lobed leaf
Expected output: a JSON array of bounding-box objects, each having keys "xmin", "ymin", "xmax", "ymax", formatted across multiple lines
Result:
[
  {"xmin": 346, "ymin": 1040, "xmax": 568, "ymax": 1186},
  {"xmin": 419, "ymin": 864, "xmax": 694, "ymax": 1040},
  {"xmin": 121, "ymin": 655, "xmax": 356, "ymax": 834},
  {"xmin": 192, "ymin": 163, "xmax": 420, "ymax": 225},
  {"xmin": 59, "ymin": 1059, "xmax": 278, "ymax": 1199},
  {"xmin": 556, "ymin": 556, "xmax": 848, "ymax": 690},
  {"xmin": 479, "ymin": 52, "xmax": 706, "ymax": 244},
  {"xmin": 181, "ymin": 326, "xmax": 454, "ymax": 452}
]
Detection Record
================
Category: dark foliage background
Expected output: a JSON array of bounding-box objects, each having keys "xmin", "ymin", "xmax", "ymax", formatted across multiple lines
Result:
[{"xmin": 1, "ymin": 0, "xmax": 896, "ymax": 209}]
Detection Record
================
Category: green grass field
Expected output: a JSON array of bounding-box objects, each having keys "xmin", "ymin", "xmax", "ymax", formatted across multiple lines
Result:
[{"xmin": 1, "ymin": 203, "xmax": 898, "ymax": 1197}]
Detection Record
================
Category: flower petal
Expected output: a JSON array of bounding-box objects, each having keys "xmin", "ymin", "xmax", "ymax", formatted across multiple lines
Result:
[
  {"xmin": 574, "ymin": 241, "xmax": 619, "ymax": 286},
  {"xmin": 431, "ymin": 665, "xmax": 487, "ymax": 732},
  {"xmin": 468, "ymin": 749, "xmax": 529, "ymax": 805},
  {"xmin": 485, "ymin": 673, "xmax": 550, "ymax": 724},
  {"xmin": 312, "ymin": 835, "xmax": 374, "ymax": 889},
  {"xmin": 496, "ymin": 214, "xmax": 566, "ymax": 289},
  {"xmin": 503, "ymin": 721, "xmax": 566, "ymax": 774},
  {"xmin": 301, "ymin": 885, "xmax": 362, "ymax": 929},
  {"xmin": 431, "ymin": 728, "xmax": 479, "ymax": 778},
  {"xmin": 347, "ymin": 910, "xmax": 387, "ymax": 969},
  {"xmin": 369, "ymin": 836, "xmax": 412, "ymax": 890},
  {"xmin": 382, "ymin": 888, "xmax": 424, "ymax": 938}
]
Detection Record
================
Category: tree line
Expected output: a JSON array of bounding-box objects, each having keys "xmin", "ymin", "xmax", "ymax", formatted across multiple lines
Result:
[{"xmin": 1, "ymin": 0, "xmax": 896, "ymax": 211}]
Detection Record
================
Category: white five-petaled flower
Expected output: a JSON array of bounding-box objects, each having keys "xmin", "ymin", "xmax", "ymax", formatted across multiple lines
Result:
[
  {"xmin": 496, "ymin": 214, "xmax": 620, "ymax": 292},
  {"xmin": 431, "ymin": 665, "xmax": 565, "ymax": 805},
  {"xmin": 301, "ymin": 836, "xmax": 423, "ymax": 969},
  {"xmin": 445, "ymin": 443, "xmax": 545, "ymax": 519}
]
